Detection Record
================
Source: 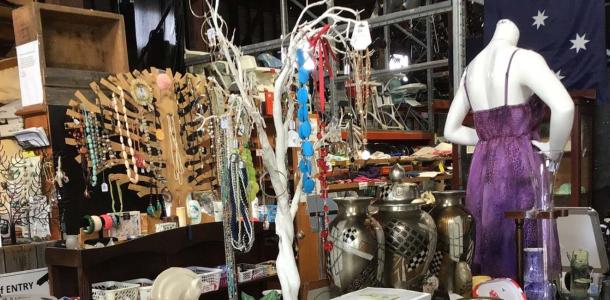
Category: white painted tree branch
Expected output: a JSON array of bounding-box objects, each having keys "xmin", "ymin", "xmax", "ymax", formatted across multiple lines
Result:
[{"xmin": 201, "ymin": 1, "xmax": 363, "ymax": 298}]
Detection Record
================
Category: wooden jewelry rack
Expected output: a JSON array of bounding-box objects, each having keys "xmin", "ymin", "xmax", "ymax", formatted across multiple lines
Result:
[{"xmin": 63, "ymin": 68, "xmax": 218, "ymax": 212}]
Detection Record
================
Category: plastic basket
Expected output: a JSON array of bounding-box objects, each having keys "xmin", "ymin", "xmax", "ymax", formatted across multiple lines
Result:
[
  {"xmin": 124, "ymin": 278, "xmax": 153, "ymax": 300},
  {"xmin": 92, "ymin": 281, "xmax": 139, "ymax": 300},
  {"xmin": 238, "ymin": 269, "xmax": 253, "ymax": 282},
  {"xmin": 186, "ymin": 266, "xmax": 222, "ymax": 293},
  {"xmin": 256, "ymin": 260, "xmax": 277, "ymax": 277}
]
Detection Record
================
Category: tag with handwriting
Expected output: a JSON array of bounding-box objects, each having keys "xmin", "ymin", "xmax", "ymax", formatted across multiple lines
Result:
[
  {"xmin": 350, "ymin": 21, "xmax": 372, "ymax": 50},
  {"xmin": 101, "ymin": 182, "xmax": 109, "ymax": 193}
]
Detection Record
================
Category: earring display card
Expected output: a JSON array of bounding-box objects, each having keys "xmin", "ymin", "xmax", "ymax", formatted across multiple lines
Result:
[{"xmin": 109, "ymin": 211, "xmax": 141, "ymax": 241}]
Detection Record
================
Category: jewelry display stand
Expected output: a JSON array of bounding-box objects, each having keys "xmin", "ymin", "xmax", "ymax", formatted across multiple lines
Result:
[{"xmin": 63, "ymin": 68, "xmax": 218, "ymax": 215}]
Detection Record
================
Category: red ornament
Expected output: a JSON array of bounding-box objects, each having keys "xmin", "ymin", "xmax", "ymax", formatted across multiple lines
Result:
[
  {"xmin": 320, "ymin": 229, "xmax": 329, "ymax": 239},
  {"xmin": 79, "ymin": 147, "xmax": 88, "ymax": 154},
  {"xmin": 323, "ymin": 204, "xmax": 330, "ymax": 212},
  {"xmin": 324, "ymin": 240, "xmax": 334, "ymax": 252}
]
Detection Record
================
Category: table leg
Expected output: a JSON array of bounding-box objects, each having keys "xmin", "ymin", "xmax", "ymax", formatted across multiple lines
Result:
[{"xmin": 515, "ymin": 219, "xmax": 524, "ymax": 286}]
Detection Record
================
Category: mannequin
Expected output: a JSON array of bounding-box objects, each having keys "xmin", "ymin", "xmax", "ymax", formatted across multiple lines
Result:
[
  {"xmin": 445, "ymin": 19, "xmax": 574, "ymax": 157},
  {"xmin": 444, "ymin": 19, "xmax": 574, "ymax": 279}
]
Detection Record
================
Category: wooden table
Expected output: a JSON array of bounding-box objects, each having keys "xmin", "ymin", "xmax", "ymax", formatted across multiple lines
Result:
[{"xmin": 504, "ymin": 209, "xmax": 569, "ymax": 285}]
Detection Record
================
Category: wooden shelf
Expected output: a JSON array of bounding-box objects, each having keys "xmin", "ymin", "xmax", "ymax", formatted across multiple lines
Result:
[
  {"xmin": 340, "ymin": 130, "xmax": 433, "ymax": 141},
  {"xmin": 329, "ymin": 156, "xmax": 451, "ymax": 167},
  {"xmin": 327, "ymin": 174, "xmax": 452, "ymax": 191}
]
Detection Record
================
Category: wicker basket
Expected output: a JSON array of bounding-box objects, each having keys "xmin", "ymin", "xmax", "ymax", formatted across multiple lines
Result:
[
  {"xmin": 186, "ymin": 266, "xmax": 223, "ymax": 293},
  {"xmin": 92, "ymin": 281, "xmax": 139, "ymax": 300}
]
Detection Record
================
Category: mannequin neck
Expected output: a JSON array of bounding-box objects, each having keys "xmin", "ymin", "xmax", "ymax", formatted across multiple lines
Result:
[{"xmin": 490, "ymin": 19, "xmax": 519, "ymax": 46}]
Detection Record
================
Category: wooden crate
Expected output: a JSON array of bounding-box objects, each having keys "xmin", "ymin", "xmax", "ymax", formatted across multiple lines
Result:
[
  {"xmin": 0, "ymin": 57, "xmax": 20, "ymax": 103},
  {"xmin": 12, "ymin": 2, "xmax": 128, "ymax": 74}
]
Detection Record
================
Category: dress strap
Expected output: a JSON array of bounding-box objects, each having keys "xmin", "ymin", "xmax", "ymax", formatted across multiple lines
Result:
[
  {"xmin": 504, "ymin": 49, "xmax": 519, "ymax": 106},
  {"xmin": 463, "ymin": 67, "xmax": 471, "ymax": 104}
]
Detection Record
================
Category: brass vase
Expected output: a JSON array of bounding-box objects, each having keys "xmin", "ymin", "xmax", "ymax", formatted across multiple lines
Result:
[
  {"xmin": 327, "ymin": 196, "xmax": 384, "ymax": 295},
  {"xmin": 430, "ymin": 190, "xmax": 475, "ymax": 295}
]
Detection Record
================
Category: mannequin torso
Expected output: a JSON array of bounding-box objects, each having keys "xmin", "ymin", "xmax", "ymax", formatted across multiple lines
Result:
[{"xmin": 445, "ymin": 19, "xmax": 574, "ymax": 155}]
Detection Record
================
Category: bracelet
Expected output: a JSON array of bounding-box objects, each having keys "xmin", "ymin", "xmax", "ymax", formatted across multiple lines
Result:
[
  {"xmin": 91, "ymin": 215, "xmax": 103, "ymax": 232},
  {"xmin": 101, "ymin": 214, "xmax": 113, "ymax": 230},
  {"xmin": 111, "ymin": 214, "xmax": 121, "ymax": 229},
  {"xmin": 83, "ymin": 215, "xmax": 95, "ymax": 234}
]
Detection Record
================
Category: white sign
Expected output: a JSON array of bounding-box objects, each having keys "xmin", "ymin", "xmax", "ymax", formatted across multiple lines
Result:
[
  {"xmin": 16, "ymin": 41, "xmax": 44, "ymax": 107},
  {"xmin": 0, "ymin": 268, "xmax": 50, "ymax": 297}
]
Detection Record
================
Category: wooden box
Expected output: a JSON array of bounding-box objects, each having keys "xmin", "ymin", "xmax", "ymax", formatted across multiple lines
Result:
[{"xmin": 12, "ymin": 2, "xmax": 128, "ymax": 74}]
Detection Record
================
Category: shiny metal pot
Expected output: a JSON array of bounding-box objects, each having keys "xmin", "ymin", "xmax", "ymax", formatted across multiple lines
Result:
[
  {"xmin": 374, "ymin": 202, "xmax": 437, "ymax": 290},
  {"xmin": 327, "ymin": 196, "xmax": 384, "ymax": 295},
  {"xmin": 430, "ymin": 190, "xmax": 475, "ymax": 295}
]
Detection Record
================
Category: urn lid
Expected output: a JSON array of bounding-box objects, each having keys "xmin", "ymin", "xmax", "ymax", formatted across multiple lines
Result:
[
  {"xmin": 389, "ymin": 163, "xmax": 406, "ymax": 182},
  {"xmin": 387, "ymin": 182, "xmax": 419, "ymax": 203}
]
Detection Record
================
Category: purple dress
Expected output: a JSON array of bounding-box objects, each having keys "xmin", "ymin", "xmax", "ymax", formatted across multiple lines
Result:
[{"xmin": 463, "ymin": 50, "xmax": 556, "ymax": 279}]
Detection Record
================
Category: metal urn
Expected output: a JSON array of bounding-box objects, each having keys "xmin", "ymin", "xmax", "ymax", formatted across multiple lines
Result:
[
  {"xmin": 429, "ymin": 190, "xmax": 475, "ymax": 295},
  {"xmin": 373, "ymin": 164, "xmax": 437, "ymax": 290},
  {"xmin": 327, "ymin": 196, "xmax": 384, "ymax": 295}
]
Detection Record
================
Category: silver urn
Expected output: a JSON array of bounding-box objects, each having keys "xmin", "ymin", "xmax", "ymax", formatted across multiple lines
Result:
[
  {"xmin": 327, "ymin": 196, "xmax": 384, "ymax": 295},
  {"xmin": 429, "ymin": 190, "xmax": 475, "ymax": 295},
  {"xmin": 373, "ymin": 165, "xmax": 437, "ymax": 290}
]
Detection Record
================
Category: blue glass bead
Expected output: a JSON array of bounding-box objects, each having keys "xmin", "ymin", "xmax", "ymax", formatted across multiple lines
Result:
[
  {"xmin": 297, "ymin": 87, "xmax": 308, "ymax": 105},
  {"xmin": 303, "ymin": 176, "xmax": 315, "ymax": 193},
  {"xmin": 298, "ymin": 121, "xmax": 311, "ymax": 139},
  {"xmin": 301, "ymin": 140, "xmax": 314, "ymax": 157},
  {"xmin": 296, "ymin": 49, "xmax": 305, "ymax": 67},
  {"xmin": 298, "ymin": 68, "xmax": 309, "ymax": 85},
  {"xmin": 298, "ymin": 159, "xmax": 311, "ymax": 174},
  {"xmin": 298, "ymin": 106, "xmax": 308, "ymax": 122}
]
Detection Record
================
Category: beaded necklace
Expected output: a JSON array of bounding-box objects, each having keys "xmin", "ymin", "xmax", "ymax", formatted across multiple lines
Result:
[
  {"xmin": 82, "ymin": 106, "xmax": 98, "ymax": 187},
  {"xmin": 112, "ymin": 90, "xmax": 139, "ymax": 184},
  {"xmin": 167, "ymin": 114, "xmax": 184, "ymax": 184}
]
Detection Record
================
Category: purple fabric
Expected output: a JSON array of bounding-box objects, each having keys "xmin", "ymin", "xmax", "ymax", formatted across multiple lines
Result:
[{"xmin": 463, "ymin": 50, "xmax": 560, "ymax": 279}]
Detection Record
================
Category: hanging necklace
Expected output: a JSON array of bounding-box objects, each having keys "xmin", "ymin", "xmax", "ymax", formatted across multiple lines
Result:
[
  {"xmin": 112, "ymin": 89, "xmax": 139, "ymax": 184},
  {"xmin": 109, "ymin": 178, "xmax": 123, "ymax": 213},
  {"xmin": 82, "ymin": 105, "xmax": 98, "ymax": 187},
  {"xmin": 167, "ymin": 114, "xmax": 184, "ymax": 184},
  {"xmin": 228, "ymin": 153, "xmax": 254, "ymax": 252}
]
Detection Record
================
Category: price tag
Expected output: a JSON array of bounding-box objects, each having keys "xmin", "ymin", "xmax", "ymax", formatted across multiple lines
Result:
[
  {"xmin": 101, "ymin": 182, "xmax": 109, "ymax": 192},
  {"xmin": 220, "ymin": 117, "xmax": 228, "ymax": 129},
  {"xmin": 256, "ymin": 149, "xmax": 263, "ymax": 157},
  {"xmin": 344, "ymin": 63, "xmax": 351, "ymax": 75},
  {"xmin": 374, "ymin": 181, "xmax": 387, "ymax": 187},
  {"xmin": 358, "ymin": 182, "xmax": 368, "ymax": 190},
  {"xmin": 206, "ymin": 28, "xmax": 217, "ymax": 46},
  {"xmin": 350, "ymin": 21, "xmax": 372, "ymax": 50}
]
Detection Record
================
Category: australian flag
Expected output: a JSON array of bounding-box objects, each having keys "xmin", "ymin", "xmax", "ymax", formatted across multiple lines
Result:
[{"xmin": 484, "ymin": 0, "xmax": 607, "ymax": 102}]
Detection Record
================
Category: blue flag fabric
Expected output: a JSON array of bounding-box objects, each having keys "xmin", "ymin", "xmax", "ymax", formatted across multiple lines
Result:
[{"xmin": 484, "ymin": 0, "xmax": 607, "ymax": 102}]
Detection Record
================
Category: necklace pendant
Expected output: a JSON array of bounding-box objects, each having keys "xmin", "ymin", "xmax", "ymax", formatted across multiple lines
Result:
[{"xmin": 156, "ymin": 129, "xmax": 165, "ymax": 141}]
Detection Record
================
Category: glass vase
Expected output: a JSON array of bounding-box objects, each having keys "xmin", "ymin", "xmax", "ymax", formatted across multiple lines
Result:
[{"xmin": 525, "ymin": 150, "xmax": 563, "ymax": 299}]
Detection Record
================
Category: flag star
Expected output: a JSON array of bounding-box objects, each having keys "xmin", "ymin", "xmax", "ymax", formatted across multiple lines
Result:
[
  {"xmin": 532, "ymin": 10, "xmax": 549, "ymax": 30},
  {"xmin": 570, "ymin": 33, "xmax": 590, "ymax": 53},
  {"xmin": 555, "ymin": 70, "xmax": 565, "ymax": 81}
]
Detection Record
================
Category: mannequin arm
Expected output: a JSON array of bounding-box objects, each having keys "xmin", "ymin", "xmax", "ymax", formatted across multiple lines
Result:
[
  {"xmin": 444, "ymin": 75, "xmax": 479, "ymax": 146},
  {"xmin": 519, "ymin": 50, "xmax": 574, "ymax": 153}
]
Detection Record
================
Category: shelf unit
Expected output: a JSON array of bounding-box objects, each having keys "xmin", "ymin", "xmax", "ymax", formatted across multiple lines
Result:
[
  {"xmin": 340, "ymin": 130, "xmax": 434, "ymax": 141},
  {"xmin": 327, "ymin": 174, "xmax": 452, "ymax": 192}
]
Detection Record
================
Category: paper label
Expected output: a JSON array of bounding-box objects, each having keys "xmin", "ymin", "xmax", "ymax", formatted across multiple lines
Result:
[
  {"xmin": 344, "ymin": 63, "xmax": 351, "ymax": 75},
  {"xmin": 350, "ymin": 21, "xmax": 372, "ymax": 50},
  {"xmin": 16, "ymin": 41, "xmax": 44, "ymax": 107},
  {"xmin": 358, "ymin": 182, "xmax": 368, "ymax": 190},
  {"xmin": 256, "ymin": 149, "xmax": 263, "ymax": 157},
  {"xmin": 287, "ymin": 130, "xmax": 300, "ymax": 148},
  {"xmin": 374, "ymin": 181, "xmax": 387, "ymax": 187},
  {"xmin": 220, "ymin": 116, "xmax": 228, "ymax": 129},
  {"xmin": 101, "ymin": 182, "xmax": 109, "ymax": 192}
]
